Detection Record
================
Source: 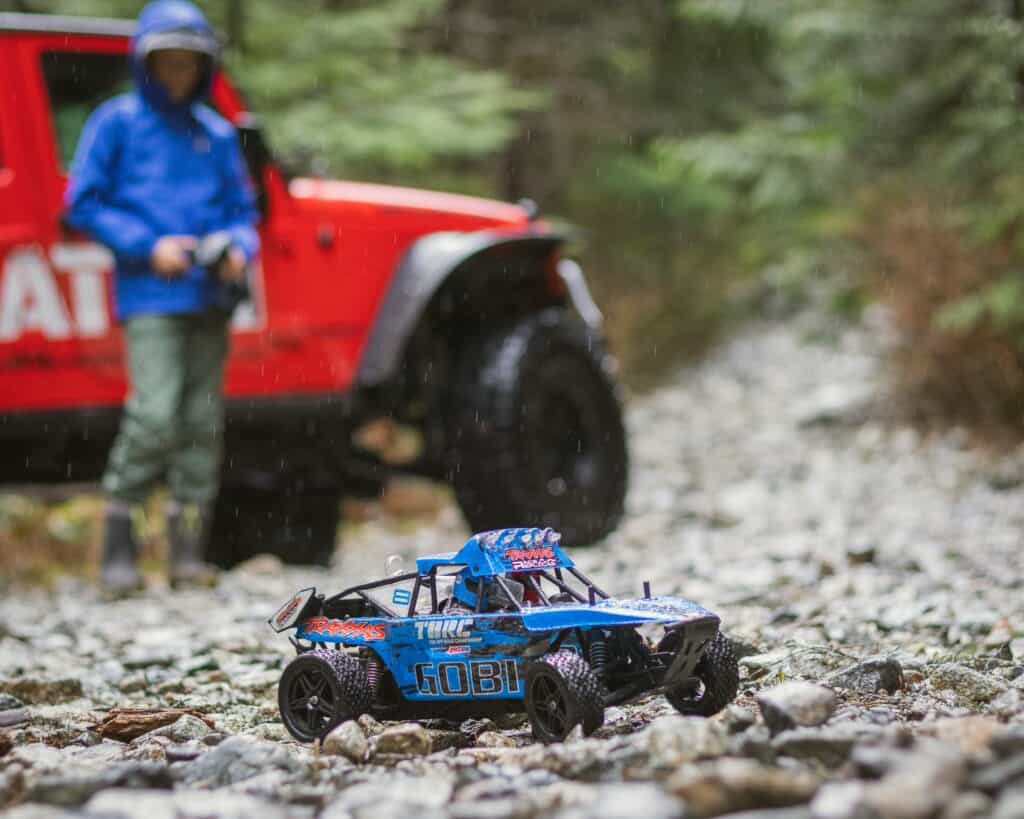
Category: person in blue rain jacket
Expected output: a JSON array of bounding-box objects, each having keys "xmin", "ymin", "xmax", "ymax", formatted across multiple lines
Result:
[{"xmin": 65, "ymin": 0, "xmax": 259, "ymax": 594}]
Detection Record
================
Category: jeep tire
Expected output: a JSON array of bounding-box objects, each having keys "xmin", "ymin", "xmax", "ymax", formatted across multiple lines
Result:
[
  {"xmin": 525, "ymin": 650, "xmax": 605, "ymax": 742},
  {"xmin": 664, "ymin": 633, "xmax": 739, "ymax": 717},
  {"xmin": 447, "ymin": 309, "xmax": 628, "ymax": 546},
  {"xmin": 207, "ymin": 484, "xmax": 339, "ymax": 568},
  {"xmin": 278, "ymin": 648, "xmax": 373, "ymax": 743}
]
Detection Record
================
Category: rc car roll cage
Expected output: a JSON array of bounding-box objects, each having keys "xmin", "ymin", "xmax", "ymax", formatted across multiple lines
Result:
[{"xmin": 321, "ymin": 562, "xmax": 610, "ymax": 619}]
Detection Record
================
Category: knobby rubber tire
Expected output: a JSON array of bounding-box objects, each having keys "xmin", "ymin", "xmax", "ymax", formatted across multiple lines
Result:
[
  {"xmin": 278, "ymin": 648, "xmax": 372, "ymax": 742},
  {"xmin": 447, "ymin": 309, "xmax": 628, "ymax": 546},
  {"xmin": 525, "ymin": 650, "xmax": 605, "ymax": 742},
  {"xmin": 664, "ymin": 633, "xmax": 739, "ymax": 717}
]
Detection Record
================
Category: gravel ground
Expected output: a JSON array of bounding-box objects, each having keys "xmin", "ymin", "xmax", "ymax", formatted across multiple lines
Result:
[{"xmin": 3, "ymin": 312, "xmax": 1024, "ymax": 819}]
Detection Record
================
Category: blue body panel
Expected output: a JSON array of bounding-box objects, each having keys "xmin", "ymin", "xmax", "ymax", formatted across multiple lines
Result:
[
  {"xmin": 519, "ymin": 596, "xmax": 717, "ymax": 632},
  {"xmin": 294, "ymin": 593, "xmax": 715, "ymax": 703}
]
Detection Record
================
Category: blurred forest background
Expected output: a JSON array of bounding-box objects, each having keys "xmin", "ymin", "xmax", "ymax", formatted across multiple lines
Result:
[
  {"xmin": 5, "ymin": 0, "xmax": 1024, "ymax": 582},
  {"xmin": 5, "ymin": 0, "xmax": 1024, "ymax": 425}
]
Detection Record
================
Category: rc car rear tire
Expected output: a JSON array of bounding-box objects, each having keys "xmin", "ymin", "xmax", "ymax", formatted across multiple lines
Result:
[
  {"xmin": 663, "ymin": 633, "xmax": 739, "ymax": 718},
  {"xmin": 278, "ymin": 648, "xmax": 372, "ymax": 743},
  {"xmin": 525, "ymin": 650, "xmax": 605, "ymax": 742},
  {"xmin": 447, "ymin": 309, "xmax": 628, "ymax": 546}
]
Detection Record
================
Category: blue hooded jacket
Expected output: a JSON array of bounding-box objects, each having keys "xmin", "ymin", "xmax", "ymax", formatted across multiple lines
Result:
[{"xmin": 65, "ymin": 0, "xmax": 259, "ymax": 321}]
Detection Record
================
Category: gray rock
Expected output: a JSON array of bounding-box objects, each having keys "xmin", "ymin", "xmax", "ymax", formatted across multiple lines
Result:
[
  {"xmin": 0, "ymin": 693, "xmax": 24, "ymax": 710},
  {"xmin": 719, "ymin": 810, "xmax": 812, "ymax": 819},
  {"xmin": 809, "ymin": 781, "xmax": 870, "ymax": 819},
  {"xmin": 324, "ymin": 777, "xmax": 453, "ymax": 819},
  {"xmin": 941, "ymin": 791, "xmax": 993, "ymax": 819},
  {"xmin": 636, "ymin": 716, "xmax": 729, "ymax": 768},
  {"xmin": 26, "ymin": 761, "xmax": 172, "ymax": 807},
  {"xmin": 549, "ymin": 783, "xmax": 684, "ymax": 819},
  {"xmin": 175, "ymin": 736, "xmax": 305, "ymax": 786},
  {"xmin": 83, "ymin": 788, "xmax": 300, "ymax": 819},
  {"xmin": 460, "ymin": 718, "xmax": 498, "ymax": 738},
  {"xmin": 475, "ymin": 731, "xmax": 516, "ymax": 748},
  {"xmin": 990, "ymin": 688, "xmax": 1023, "ymax": 718},
  {"xmin": 356, "ymin": 713, "xmax": 384, "ymax": 737},
  {"xmin": 992, "ymin": 726, "xmax": 1024, "ymax": 757},
  {"xmin": 967, "ymin": 752, "xmax": 1024, "ymax": 793},
  {"xmin": 164, "ymin": 741, "xmax": 204, "ymax": 763},
  {"xmin": 2, "ymin": 807, "xmax": 72, "ymax": 819},
  {"xmin": 425, "ymin": 728, "xmax": 467, "ymax": 751},
  {"xmin": 0, "ymin": 765, "xmax": 25, "ymax": 809},
  {"xmin": 991, "ymin": 787, "xmax": 1024, "ymax": 819},
  {"xmin": 771, "ymin": 726, "xmax": 862, "ymax": 768},
  {"xmin": 930, "ymin": 664, "xmax": 1008, "ymax": 706},
  {"xmin": 371, "ymin": 723, "xmax": 432, "ymax": 757},
  {"xmin": 666, "ymin": 758, "xmax": 818, "ymax": 818},
  {"xmin": 0, "ymin": 676, "xmax": 82, "ymax": 705},
  {"xmin": 322, "ymin": 720, "xmax": 368, "ymax": 762},
  {"xmin": 0, "ymin": 707, "xmax": 29, "ymax": 727},
  {"xmin": 137, "ymin": 714, "xmax": 212, "ymax": 744},
  {"xmin": 824, "ymin": 656, "xmax": 903, "ymax": 694},
  {"xmin": 756, "ymin": 683, "xmax": 838, "ymax": 735},
  {"xmin": 723, "ymin": 705, "xmax": 757, "ymax": 734}
]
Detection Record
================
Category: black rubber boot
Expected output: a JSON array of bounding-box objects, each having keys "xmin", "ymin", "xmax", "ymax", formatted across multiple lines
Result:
[
  {"xmin": 167, "ymin": 502, "xmax": 219, "ymax": 588},
  {"xmin": 100, "ymin": 503, "xmax": 142, "ymax": 596}
]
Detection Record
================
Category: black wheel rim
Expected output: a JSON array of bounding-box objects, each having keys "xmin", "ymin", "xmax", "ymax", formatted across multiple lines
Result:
[
  {"xmin": 282, "ymin": 665, "xmax": 338, "ymax": 740},
  {"xmin": 530, "ymin": 672, "xmax": 569, "ymax": 739}
]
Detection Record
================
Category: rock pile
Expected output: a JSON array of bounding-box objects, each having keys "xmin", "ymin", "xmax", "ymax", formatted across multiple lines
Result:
[{"xmin": 2, "ymin": 313, "xmax": 1024, "ymax": 818}]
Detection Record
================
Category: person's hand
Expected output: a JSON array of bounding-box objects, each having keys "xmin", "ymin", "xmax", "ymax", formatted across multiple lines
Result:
[
  {"xmin": 218, "ymin": 247, "xmax": 247, "ymax": 283},
  {"xmin": 151, "ymin": 236, "xmax": 197, "ymax": 277}
]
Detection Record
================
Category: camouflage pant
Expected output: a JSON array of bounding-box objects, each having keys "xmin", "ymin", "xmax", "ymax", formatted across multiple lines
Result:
[{"xmin": 103, "ymin": 312, "xmax": 229, "ymax": 505}]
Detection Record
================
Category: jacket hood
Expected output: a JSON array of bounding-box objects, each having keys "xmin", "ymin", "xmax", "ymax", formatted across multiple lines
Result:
[{"xmin": 132, "ymin": 0, "xmax": 220, "ymax": 111}]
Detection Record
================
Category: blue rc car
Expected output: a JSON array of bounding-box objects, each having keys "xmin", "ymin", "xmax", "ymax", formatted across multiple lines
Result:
[{"xmin": 269, "ymin": 527, "xmax": 739, "ymax": 743}]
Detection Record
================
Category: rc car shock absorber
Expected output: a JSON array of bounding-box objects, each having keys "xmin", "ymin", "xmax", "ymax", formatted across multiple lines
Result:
[
  {"xmin": 362, "ymin": 648, "xmax": 381, "ymax": 695},
  {"xmin": 588, "ymin": 633, "xmax": 609, "ymax": 676}
]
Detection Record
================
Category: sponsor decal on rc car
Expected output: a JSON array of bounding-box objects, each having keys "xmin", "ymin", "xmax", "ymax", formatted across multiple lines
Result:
[
  {"xmin": 504, "ymin": 546, "xmax": 558, "ymax": 570},
  {"xmin": 275, "ymin": 595, "xmax": 303, "ymax": 628},
  {"xmin": 302, "ymin": 617, "xmax": 386, "ymax": 641},
  {"xmin": 415, "ymin": 618, "xmax": 474, "ymax": 642},
  {"xmin": 414, "ymin": 659, "xmax": 520, "ymax": 696}
]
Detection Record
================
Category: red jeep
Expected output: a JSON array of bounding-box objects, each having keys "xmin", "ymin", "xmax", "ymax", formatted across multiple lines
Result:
[{"xmin": 0, "ymin": 12, "xmax": 628, "ymax": 566}]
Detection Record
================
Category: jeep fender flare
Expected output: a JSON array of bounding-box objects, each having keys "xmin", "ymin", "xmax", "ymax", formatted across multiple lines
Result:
[{"xmin": 356, "ymin": 229, "xmax": 602, "ymax": 387}]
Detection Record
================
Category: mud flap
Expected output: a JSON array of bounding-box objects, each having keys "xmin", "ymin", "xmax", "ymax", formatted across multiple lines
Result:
[{"xmin": 662, "ymin": 617, "xmax": 720, "ymax": 688}]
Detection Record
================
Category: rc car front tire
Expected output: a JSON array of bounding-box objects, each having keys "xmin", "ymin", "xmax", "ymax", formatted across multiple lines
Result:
[
  {"xmin": 663, "ymin": 633, "xmax": 739, "ymax": 718},
  {"xmin": 447, "ymin": 309, "xmax": 628, "ymax": 546},
  {"xmin": 525, "ymin": 650, "xmax": 605, "ymax": 742},
  {"xmin": 278, "ymin": 648, "xmax": 372, "ymax": 742}
]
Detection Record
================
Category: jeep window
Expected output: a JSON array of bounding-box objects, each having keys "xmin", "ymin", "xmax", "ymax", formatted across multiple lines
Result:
[{"xmin": 40, "ymin": 51, "xmax": 131, "ymax": 169}]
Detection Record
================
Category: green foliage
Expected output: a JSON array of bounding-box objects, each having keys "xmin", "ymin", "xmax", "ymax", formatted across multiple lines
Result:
[
  {"xmin": 224, "ymin": 0, "xmax": 542, "ymax": 175},
  {"xmin": 936, "ymin": 274, "xmax": 1024, "ymax": 340},
  {"xmin": 9, "ymin": 0, "xmax": 1024, "ymax": 402}
]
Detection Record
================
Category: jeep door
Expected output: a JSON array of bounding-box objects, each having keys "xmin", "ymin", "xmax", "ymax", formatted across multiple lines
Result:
[
  {"xmin": 21, "ymin": 34, "xmax": 322, "ymax": 407},
  {"xmin": 0, "ymin": 33, "xmax": 119, "ymax": 411}
]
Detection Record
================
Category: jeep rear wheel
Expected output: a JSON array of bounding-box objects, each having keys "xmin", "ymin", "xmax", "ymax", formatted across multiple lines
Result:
[
  {"xmin": 207, "ymin": 484, "xmax": 339, "ymax": 568},
  {"xmin": 447, "ymin": 309, "xmax": 628, "ymax": 545}
]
